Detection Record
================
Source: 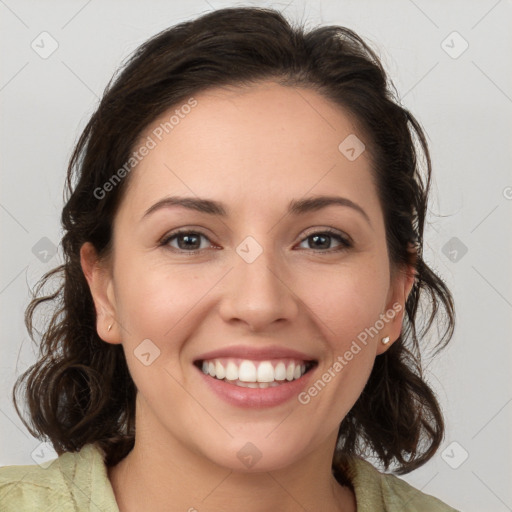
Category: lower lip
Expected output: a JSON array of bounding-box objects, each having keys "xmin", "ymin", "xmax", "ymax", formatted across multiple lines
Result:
[{"xmin": 196, "ymin": 365, "xmax": 316, "ymax": 408}]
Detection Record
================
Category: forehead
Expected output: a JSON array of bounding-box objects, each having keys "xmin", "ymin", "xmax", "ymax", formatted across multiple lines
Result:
[{"xmin": 119, "ymin": 81, "xmax": 380, "ymax": 222}]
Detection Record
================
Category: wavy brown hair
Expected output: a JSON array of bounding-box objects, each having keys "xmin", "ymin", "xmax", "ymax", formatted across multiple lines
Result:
[{"xmin": 13, "ymin": 6, "xmax": 454, "ymax": 476}]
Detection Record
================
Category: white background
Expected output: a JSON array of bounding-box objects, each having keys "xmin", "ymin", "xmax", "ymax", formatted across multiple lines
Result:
[{"xmin": 1, "ymin": 1, "xmax": 512, "ymax": 510}]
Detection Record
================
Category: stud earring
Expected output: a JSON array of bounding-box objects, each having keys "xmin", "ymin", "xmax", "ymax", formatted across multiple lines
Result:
[
  {"xmin": 107, "ymin": 323, "xmax": 113, "ymax": 332},
  {"xmin": 381, "ymin": 336, "xmax": 390, "ymax": 345}
]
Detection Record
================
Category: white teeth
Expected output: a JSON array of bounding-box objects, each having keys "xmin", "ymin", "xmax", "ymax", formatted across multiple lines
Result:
[
  {"xmin": 226, "ymin": 361, "xmax": 238, "ymax": 380},
  {"xmin": 215, "ymin": 360, "xmax": 226, "ymax": 380},
  {"xmin": 257, "ymin": 361, "xmax": 275, "ymax": 382},
  {"xmin": 199, "ymin": 358, "xmax": 313, "ymax": 386},
  {"xmin": 275, "ymin": 362, "xmax": 286, "ymax": 381},
  {"xmin": 238, "ymin": 360, "xmax": 257, "ymax": 382}
]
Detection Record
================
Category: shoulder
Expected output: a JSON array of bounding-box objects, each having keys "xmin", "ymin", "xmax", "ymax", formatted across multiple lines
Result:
[
  {"xmin": 0, "ymin": 442, "xmax": 119, "ymax": 512},
  {"xmin": 344, "ymin": 456, "xmax": 461, "ymax": 512}
]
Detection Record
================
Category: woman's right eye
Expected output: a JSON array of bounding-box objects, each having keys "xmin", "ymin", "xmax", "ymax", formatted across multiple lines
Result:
[{"xmin": 160, "ymin": 230, "xmax": 213, "ymax": 253}]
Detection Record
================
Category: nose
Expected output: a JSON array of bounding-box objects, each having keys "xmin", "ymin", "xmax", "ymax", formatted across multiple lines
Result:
[{"xmin": 218, "ymin": 242, "xmax": 299, "ymax": 332}]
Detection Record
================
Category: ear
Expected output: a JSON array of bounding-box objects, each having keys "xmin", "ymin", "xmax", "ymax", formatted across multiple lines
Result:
[
  {"xmin": 376, "ymin": 245, "xmax": 417, "ymax": 355},
  {"xmin": 80, "ymin": 242, "xmax": 121, "ymax": 344}
]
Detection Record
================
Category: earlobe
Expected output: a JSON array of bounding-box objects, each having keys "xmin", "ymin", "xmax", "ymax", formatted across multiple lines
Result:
[
  {"xmin": 376, "ymin": 334, "xmax": 394, "ymax": 355},
  {"xmin": 377, "ymin": 261, "xmax": 416, "ymax": 355},
  {"xmin": 79, "ymin": 242, "xmax": 121, "ymax": 344}
]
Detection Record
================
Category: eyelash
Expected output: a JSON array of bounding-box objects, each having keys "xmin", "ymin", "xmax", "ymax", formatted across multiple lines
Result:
[{"xmin": 159, "ymin": 228, "xmax": 353, "ymax": 255}]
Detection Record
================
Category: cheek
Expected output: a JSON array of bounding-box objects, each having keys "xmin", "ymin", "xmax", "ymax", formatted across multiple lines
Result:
[
  {"xmin": 301, "ymin": 259, "xmax": 390, "ymax": 415},
  {"xmin": 295, "ymin": 267, "xmax": 385, "ymax": 426},
  {"xmin": 300, "ymin": 258, "xmax": 390, "ymax": 349},
  {"xmin": 111, "ymin": 259, "xmax": 207, "ymax": 405},
  {"xmin": 113, "ymin": 253, "xmax": 211, "ymax": 337}
]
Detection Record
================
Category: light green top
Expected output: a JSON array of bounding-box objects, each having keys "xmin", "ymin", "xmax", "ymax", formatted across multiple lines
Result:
[{"xmin": 0, "ymin": 442, "xmax": 459, "ymax": 511}]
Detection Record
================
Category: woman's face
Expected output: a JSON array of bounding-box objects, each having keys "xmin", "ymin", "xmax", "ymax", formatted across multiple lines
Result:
[{"xmin": 83, "ymin": 81, "xmax": 413, "ymax": 472}]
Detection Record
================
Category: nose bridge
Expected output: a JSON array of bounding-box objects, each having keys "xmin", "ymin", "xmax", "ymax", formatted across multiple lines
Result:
[
  {"xmin": 237, "ymin": 238, "xmax": 280, "ymax": 291},
  {"xmin": 235, "ymin": 233, "xmax": 285, "ymax": 298}
]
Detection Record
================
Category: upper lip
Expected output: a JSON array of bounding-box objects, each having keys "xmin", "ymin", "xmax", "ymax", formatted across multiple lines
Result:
[{"xmin": 194, "ymin": 344, "xmax": 318, "ymax": 363}]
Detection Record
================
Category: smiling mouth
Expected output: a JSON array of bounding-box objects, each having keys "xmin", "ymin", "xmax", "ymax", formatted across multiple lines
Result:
[{"xmin": 194, "ymin": 357, "xmax": 318, "ymax": 388}]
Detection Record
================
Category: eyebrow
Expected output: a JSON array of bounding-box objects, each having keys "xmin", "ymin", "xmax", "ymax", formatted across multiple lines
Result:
[{"xmin": 142, "ymin": 194, "xmax": 372, "ymax": 227}]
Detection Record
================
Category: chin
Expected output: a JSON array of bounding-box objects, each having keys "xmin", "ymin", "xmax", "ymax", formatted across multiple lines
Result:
[{"xmin": 197, "ymin": 432, "xmax": 313, "ymax": 473}]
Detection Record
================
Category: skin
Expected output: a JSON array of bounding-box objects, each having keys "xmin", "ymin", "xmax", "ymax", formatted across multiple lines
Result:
[{"xmin": 81, "ymin": 80, "xmax": 415, "ymax": 512}]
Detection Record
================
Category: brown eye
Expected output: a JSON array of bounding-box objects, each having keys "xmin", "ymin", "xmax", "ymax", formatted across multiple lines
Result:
[
  {"xmin": 160, "ymin": 228, "xmax": 352, "ymax": 254},
  {"xmin": 297, "ymin": 230, "xmax": 352, "ymax": 252},
  {"xmin": 161, "ymin": 230, "xmax": 211, "ymax": 252}
]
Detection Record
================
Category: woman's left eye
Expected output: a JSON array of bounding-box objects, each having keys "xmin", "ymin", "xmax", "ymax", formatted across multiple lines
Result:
[
  {"xmin": 160, "ymin": 229, "xmax": 352, "ymax": 253},
  {"xmin": 297, "ymin": 230, "xmax": 352, "ymax": 252}
]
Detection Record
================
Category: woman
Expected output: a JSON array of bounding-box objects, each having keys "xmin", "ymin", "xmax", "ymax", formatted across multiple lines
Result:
[{"xmin": 0, "ymin": 6, "xmax": 458, "ymax": 511}]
